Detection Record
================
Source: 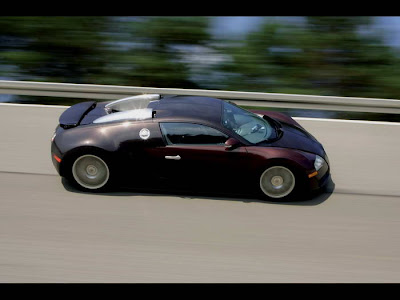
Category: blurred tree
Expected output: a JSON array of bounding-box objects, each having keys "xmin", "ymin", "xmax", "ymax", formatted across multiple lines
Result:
[
  {"xmin": 104, "ymin": 16, "xmax": 211, "ymax": 88},
  {"xmin": 0, "ymin": 16, "xmax": 110, "ymax": 83},
  {"xmin": 302, "ymin": 16, "xmax": 400, "ymax": 98},
  {"xmin": 215, "ymin": 16, "xmax": 400, "ymax": 99},
  {"xmin": 215, "ymin": 21, "xmax": 319, "ymax": 94},
  {"xmin": 2, "ymin": 16, "xmax": 400, "ymax": 104}
]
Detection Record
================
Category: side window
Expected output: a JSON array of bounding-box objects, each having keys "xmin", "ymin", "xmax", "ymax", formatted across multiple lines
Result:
[{"xmin": 160, "ymin": 122, "xmax": 228, "ymax": 145}]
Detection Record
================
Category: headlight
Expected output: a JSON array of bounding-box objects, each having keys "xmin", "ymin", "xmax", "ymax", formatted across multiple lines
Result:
[{"xmin": 314, "ymin": 155, "xmax": 324, "ymax": 171}]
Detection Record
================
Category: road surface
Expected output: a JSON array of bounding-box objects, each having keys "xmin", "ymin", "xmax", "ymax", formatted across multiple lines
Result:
[{"xmin": 1, "ymin": 103, "xmax": 400, "ymax": 282}]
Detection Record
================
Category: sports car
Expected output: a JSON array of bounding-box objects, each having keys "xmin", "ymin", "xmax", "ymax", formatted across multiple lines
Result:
[{"xmin": 51, "ymin": 94, "xmax": 330, "ymax": 201}]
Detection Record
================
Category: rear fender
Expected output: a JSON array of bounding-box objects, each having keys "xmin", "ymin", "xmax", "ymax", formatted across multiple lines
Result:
[{"xmin": 57, "ymin": 124, "xmax": 120, "ymax": 154}]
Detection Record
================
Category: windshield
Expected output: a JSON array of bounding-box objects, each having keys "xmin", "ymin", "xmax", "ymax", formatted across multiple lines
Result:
[{"xmin": 221, "ymin": 102, "xmax": 278, "ymax": 144}]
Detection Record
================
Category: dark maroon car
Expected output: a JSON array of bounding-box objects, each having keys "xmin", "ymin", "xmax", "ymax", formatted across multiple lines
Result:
[{"xmin": 51, "ymin": 94, "xmax": 330, "ymax": 201}]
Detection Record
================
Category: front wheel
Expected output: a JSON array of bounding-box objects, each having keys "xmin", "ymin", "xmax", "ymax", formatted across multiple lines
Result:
[
  {"xmin": 259, "ymin": 166, "xmax": 298, "ymax": 200},
  {"xmin": 71, "ymin": 154, "xmax": 111, "ymax": 191}
]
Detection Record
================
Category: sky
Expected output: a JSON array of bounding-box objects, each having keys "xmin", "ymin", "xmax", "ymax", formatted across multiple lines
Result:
[
  {"xmin": 210, "ymin": 16, "xmax": 400, "ymax": 48},
  {"xmin": 210, "ymin": 17, "xmax": 265, "ymax": 38},
  {"xmin": 374, "ymin": 17, "xmax": 400, "ymax": 48}
]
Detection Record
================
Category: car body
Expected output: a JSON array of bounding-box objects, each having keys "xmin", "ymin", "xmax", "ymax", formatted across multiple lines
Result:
[{"xmin": 51, "ymin": 94, "xmax": 330, "ymax": 200}]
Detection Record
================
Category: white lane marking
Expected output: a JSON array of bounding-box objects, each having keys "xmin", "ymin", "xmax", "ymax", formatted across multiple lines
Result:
[
  {"xmin": 294, "ymin": 117, "xmax": 400, "ymax": 126},
  {"xmin": 1, "ymin": 102, "xmax": 400, "ymax": 125}
]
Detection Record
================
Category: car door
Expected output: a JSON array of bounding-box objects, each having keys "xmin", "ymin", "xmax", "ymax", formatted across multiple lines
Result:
[
  {"xmin": 153, "ymin": 122, "xmax": 250, "ymax": 191},
  {"xmin": 114, "ymin": 121, "xmax": 168, "ymax": 188}
]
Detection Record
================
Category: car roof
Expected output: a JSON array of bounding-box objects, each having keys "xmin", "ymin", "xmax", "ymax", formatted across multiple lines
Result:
[{"xmin": 150, "ymin": 95, "xmax": 223, "ymax": 125}]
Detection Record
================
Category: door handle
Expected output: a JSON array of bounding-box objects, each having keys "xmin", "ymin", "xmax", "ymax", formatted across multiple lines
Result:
[{"xmin": 165, "ymin": 155, "xmax": 181, "ymax": 160}]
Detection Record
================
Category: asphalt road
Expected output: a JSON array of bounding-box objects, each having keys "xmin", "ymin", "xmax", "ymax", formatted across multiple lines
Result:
[{"xmin": 1, "ymin": 103, "xmax": 400, "ymax": 282}]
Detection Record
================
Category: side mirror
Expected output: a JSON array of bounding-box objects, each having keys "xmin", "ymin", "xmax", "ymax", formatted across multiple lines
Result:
[{"xmin": 225, "ymin": 137, "xmax": 241, "ymax": 150}]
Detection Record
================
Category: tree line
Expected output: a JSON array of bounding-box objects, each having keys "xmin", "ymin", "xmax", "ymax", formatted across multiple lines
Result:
[{"xmin": 1, "ymin": 16, "xmax": 400, "ymax": 105}]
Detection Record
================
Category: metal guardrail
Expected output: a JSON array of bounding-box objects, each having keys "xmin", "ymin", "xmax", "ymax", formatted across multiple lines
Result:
[{"xmin": 1, "ymin": 80, "xmax": 400, "ymax": 114}]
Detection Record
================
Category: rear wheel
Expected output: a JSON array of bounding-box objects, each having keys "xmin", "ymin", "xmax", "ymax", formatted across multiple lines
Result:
[
  {"xmin": 259, "ymin": 165, "xmax": 298, "ymax": 200},
  {"xmin": 71, "ymin": 154, "xmax": 111, "ymax": 191}
]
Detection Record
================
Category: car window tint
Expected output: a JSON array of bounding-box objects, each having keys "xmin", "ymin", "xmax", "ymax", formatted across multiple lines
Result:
[{"xmin": 160, "ymin": 123, "xmax": 228, "ymax": 145}]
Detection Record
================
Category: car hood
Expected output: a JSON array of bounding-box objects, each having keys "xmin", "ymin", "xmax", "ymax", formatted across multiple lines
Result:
[{"xmin": 262, "ymin": 121, "xmax": 326, "ymax": 157}]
